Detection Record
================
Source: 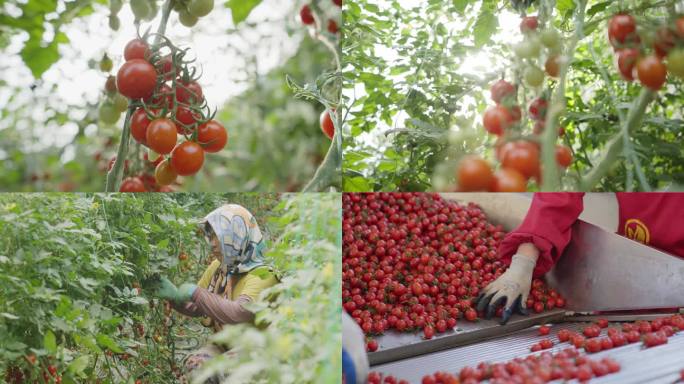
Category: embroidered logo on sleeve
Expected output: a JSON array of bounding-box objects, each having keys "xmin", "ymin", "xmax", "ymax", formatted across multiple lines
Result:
[{"xmin": 624, "ymin": 218, "xmax": 650, "ymax": 244}]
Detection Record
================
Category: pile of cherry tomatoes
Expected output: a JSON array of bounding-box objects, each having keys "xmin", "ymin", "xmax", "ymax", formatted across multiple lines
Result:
[
  {"xmin": 342, "ymin": 193, "xmax": 565, "ymax": 352},
  {"xmin": 108, "ymin": 36, "xmax": 227, "ymax": 192},
  {"xmin": 368, "ymin": 348, "xmax": 620, "ymax": 384},
  {"xmin": 455, "ymin": 15, "xmax": 572, "ymax": 192},
  {"xmin": 609, "ymin": 13, "xmax": 684, "ymax": 90},
  {"xmin": 555, "ymin": 315, "xmax": 684, "ymax": 354}
]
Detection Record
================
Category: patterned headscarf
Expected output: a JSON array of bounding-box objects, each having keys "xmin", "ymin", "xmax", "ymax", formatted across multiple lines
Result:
[{"xmin": 200, "ymin": 204, "xmax": 266, "ymax": 274}]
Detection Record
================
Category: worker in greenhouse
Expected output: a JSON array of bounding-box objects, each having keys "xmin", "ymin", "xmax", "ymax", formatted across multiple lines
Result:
[
  {"xmin": 152, "ymin": 204, "xmax": 278, "ymax": 383},
  {"xmin": 475, "ymin": 193, "xmax": 684, "ymax": 324}
]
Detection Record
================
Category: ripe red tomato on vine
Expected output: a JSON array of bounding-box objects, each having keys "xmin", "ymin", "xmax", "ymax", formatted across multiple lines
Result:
[
  {"xmin": 300, "ymin": 5, "xmax": 314, "ymax": 25},
  {"xmin": 197, "ymin": 120, "xmax": 228, "ymax": 153},
  {"xmin": 456, "ymin": 155, "xmax": 494, "ymax": 191},
  {"xmin": 117, "ymin": 59, "xmax": 157, "ymax": 99},
  {"xmin": 146, "ymin": 118, "xmax": 178, "ymax": 154},
  {"xmin": 320, "ymin": 110, "xmax": 335, "ymax": 140},
  {"xmin": 171, "ymin": 141, "xmax": 205, "ymax": 176}
]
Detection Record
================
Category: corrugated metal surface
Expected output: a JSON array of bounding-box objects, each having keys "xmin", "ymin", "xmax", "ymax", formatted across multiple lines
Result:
[
  {"xmin": 368, "ymin": 310, "xmax": 566, "ymax": 365},
  {"xmin": 372, "ymin": 322, "xmax": 684, "ymax": 384}
]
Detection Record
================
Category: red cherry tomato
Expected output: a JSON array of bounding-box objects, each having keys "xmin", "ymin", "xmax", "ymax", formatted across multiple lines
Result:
[
  {"xmin": 159, "ymin": 55, "xmax": 176, "ymax": 81},
  {"xmin": 483, "ymin": 105, "xmax": 513, "ymax": 135},
  {"xmin": 490, "ymin": 79, "xmax": 515, "ymax": 104},
  {"xmin": 616, "ymin": 48, "xmax": 639, "ymax": 81},
  {"xmin": 456, "ymin": 156, "xmax": 494, "ymax": 192},
  {"xmin": 119, "ymin": 177, "xmax": 146, "ymax": 192},
  {"xmin": 520, "ymin": 16, "xmax": 538, "ymax": 33},
  {"xmin": 148, "ymin": 83, "xmax": 173, "ymax": 109},
  {"xmin": 555, "ymin": 145, "xmax": 573, "ymax": 168},
  {"xmin": 492, "ymin": 168, "xmax": 527, "ymax": 192},
  {"xmin": 636, "ymin": 55, "xmax": 667, "ymax": 91},
  {"xmin": 123, "ymin": 38, "xmax": 150, "ymax": 61},
  {"xmin": 175, "ymin": 106, "xmax": 199, "ymax": 133},
  {"xmin": 320, "ymin": 110, "xmax": 335, "ymax": 140},
  {"xmin": 300, "ymin": 5, "xmax": 314, "ymax": 25},
  {"xmin": 130, "ymin": 108, "xmax": 152, "ymax": 145},
  {"xmin": 584, "ymin": 338, "xmax": 602, "ymax": 353},
  {"xmin": 501, "ymin": 141, "xmax": 540, "ymax": 180},
  {"xmin": 528, "ymin": 98, "xmax": 548, "ymax": 121},
  {"xmin": 176, "ymin": 81, "xmax": 203, "ymax": 104},
  {"xmin": 146, "ymin": 118, "xmax": 178, "ymax": 154},
  {"xmin": 197, "ymin": 120, "xmax": 228, "ymax": 153},
  {"xmin": 327, "ymin": 19, "xmax": 339, "ymax": 34},
  {"xmin": 654, "ymin": 27, "xmax": 676, "ymax": 58},
  {"xmin": 171, "ymin": 141, "xmax": 205, "ymax": 176},
  {"xmin": 608, "ymin": 14, "xmax": 637, "ymax": 47},
  {"xmin": 545, "ymin": 55, "xmax": 561, "ymax": 77},
  {"xmin": 117, "ymin": 59, "xmax": 157, "ymax": 99},
  {"xmin": 367, "ymin": 339, "xmax": 378, "ymax": 352},
  {"xmin": 539, "ymin": 325, "xmax": 551, "ymax": 336}
]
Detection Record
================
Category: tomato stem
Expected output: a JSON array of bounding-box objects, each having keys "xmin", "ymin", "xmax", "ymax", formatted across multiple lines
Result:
[
  {"xmin": 540, "ymin": 0, "xmax": 587, "ymax": 191},
  {"xmin": 581, "ymin": 88, "xmax": 655, "ymax": 190}
]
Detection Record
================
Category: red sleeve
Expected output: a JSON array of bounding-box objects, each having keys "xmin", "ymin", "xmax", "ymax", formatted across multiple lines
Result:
[{"xmin": 498, "ymin": 193, "xmax": 584, "ymax": 277}]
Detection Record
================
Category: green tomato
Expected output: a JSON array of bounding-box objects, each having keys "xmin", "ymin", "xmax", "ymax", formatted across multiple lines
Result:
[
  {"xmin": 108, "ymin": 14, "xmax": 120, "ymax": 30},
  {"xmin": 130, "ymin": 0, "xmax": 151, "ymax": 20},
  {"xmin": 187, "ymin": 0, "xmax": 213, "ymax": 18},
  {"xmin": 109, "ymin": 0, "xmax": 123, "ymax": 14},
  {"xmin": 113, "ymin": 93, "xmax": 128, "ymax": 112},
  {"xmin": 513, "ymin": 38, "xmax": 541, "ymax": 59},
  {"xmin": 524, "ymin": 65, "xmax": 545, "ymax": 87},
  {"xmin": 99, "ymin": 54, "xmax": 113, "ymax": 72},
  {"xmin": 540, "ymin": 28, "xmax": 561, "ymax": 49},
  {"xmin": 667, "ymin": 49, "xmax": 684, "ymax": 79},
  {"xmin": 179, "ymin": 10, "xmax": 198, "ymax": 27},
  {"xmin": 99, "ymin": 103, "xmax": 121, "ymax": 124}
]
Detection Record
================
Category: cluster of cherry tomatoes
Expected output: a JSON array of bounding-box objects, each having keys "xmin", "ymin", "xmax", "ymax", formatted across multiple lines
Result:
[
  {"xmin": 111, "ymin": 36, "xmax": 228, "ymax": 192},
  {"xmin": 456, "ymin": 15, "xmax": 572, "ymax": 192},
  {"xmin": 108, "ymin": 0, "xmax": 214, "ymax": 30},
  {"xmin": 300, "ymin": 0, "xmax": 342, "ymax": 35},
  {"xmin": 342, "ymin": 193, "xmax": 565, "ymax": 352},
  {"xmin": 3, "ymin": 355, "xmax": 62, "ymax": 384},
  {"xmin": 553, "ymin": 315, "xmax": 684, "ymax": 355},
  {"xmin": 368, "ymin": 347, "xmax": 620, "ymax": 384},
  {"xmin": 609, "ymin": 13, "xmax": 684, "ymax": 90}
]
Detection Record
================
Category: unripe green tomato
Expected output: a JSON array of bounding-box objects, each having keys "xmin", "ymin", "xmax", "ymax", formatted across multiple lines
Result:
[
  {"xmin": 130, "ymin": 0, "xmax": 151, "ymax": 20},
  {"xmin": 179, "ymin": 10, "xmax": 198, "ymax": 27},
  {"xmin": 524, "ymin": 65, "xmax": 545, "ymax": 87},
  {"xmin": 667, "ymin": 49, "xmax": 684, "ymax": 79},
  {"xmin": 540, "ymin": 28, "xmax": 561, "ymax": 49},
  {"xmin": 109, "ymin": 0, "xmax": 123, "ymax": 14},
  {"xmin": 108, "ymin": 14, "xmax": 120, "ymax": 30},
  {"xmin": 100, "ymin": 54, "xmax": 113, "ymax": 72},
  {"xmin": 113, "ymin": 93, "xmax": 128, "ymax": 112},
  {"xmin": 513, "ymin": 38, "xmax": 541, "ymax": 59},
  {"xmin": 187, "ymin": 0, "xmax": 213, "ymax": 18},
  {"xmin": 99, "ymin": 103, "xmax": 121, "ymax": 124}
]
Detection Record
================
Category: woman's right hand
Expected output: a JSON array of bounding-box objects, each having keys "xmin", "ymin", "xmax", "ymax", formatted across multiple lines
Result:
[{"xmin": 153, "ymin": 277, "xmax": 197, "ymax": 303}]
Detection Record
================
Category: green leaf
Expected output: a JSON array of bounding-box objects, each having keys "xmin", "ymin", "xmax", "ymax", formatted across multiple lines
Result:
[
  {"xmin": 95, "ymin": 334, "xmax": 123, "ymax": 353},
  {"xmin": 44, "ymin": 330, "xmax": 57, "ymax": 353},
  {"xmin": 226, "ymin": 0, "xmax": 262, "ymax": 25},
  {"xmin": 68, "ymin": 355, "xmax": 90, "ymax": 375},
  {"xmin": 472, "ymin": 8, "xmax": 497, "ymax": 47},
  {"xmin": 20, "ymin": 33, "xmax": 63, "ymax": 78}
]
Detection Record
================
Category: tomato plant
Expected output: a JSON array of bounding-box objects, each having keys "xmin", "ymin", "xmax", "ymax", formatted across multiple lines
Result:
[
  {"xmin": 0, "ymin": 193, "xmax": 326, "ymax": 384},
  {"xmin": 0, "ymin": 0, "xmax": 337, "ymax": 192},
  {"xmin": 343, "ymin": 1, "xmax": 684, "ymax": 192}
]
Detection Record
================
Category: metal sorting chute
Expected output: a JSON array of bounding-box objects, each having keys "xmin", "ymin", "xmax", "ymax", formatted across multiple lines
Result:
[{"xmin": 548, "ymin": 219, "xmax": 684, "ymax": 312}]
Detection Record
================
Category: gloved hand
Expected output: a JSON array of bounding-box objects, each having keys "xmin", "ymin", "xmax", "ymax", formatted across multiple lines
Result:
[
  {"xmin": 153, "ymin": 277, "xmax": 197, "ymax": 303},
  {"xmin": 474, "ymin": 254, "xmax": 536, "ymax": 324}
]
